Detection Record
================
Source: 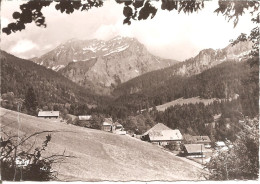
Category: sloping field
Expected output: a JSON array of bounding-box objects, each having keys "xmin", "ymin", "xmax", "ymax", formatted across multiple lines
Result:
[
  {"xmin": 1, "ymin": 108, "xmax": 206, "ymax": 181},
  {"xmin": 153, "ymin": 97, "xmax": 220, "ymax": 112}
]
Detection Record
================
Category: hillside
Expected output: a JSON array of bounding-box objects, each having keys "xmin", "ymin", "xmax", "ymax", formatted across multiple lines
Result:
[
  {"xmin": 31, "ymin": 36, "xmax": 177, "ymax": 94},
  {"xmin": 0, "ymin": 50, "xmax": 103, "ymax": 107},
  {"xmin": 114, "ymin": 41, "xmax": 252, "ymax": 96},
  {"xmin": 150, "ymin": 97, "xmax": 222, "ymax": 112},
  {"xmin": 113, "ymin": 56, "xmax": 258, "ymax": 117},
  {"xmin": 1, "ymin": 107, "xmax": 205, "ymax": 181}
]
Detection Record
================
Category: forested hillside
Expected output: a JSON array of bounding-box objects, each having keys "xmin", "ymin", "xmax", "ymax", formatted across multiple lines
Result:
[
  {"xmin": 107, "ymin": 56, "xmax": 258, "ymax": 138},
  {"xmin": 0, "ymin": 50, "xmax": 104, "ymax": 109},
  {"xmin": 113, "ymin": 57, "xmax": 259, "ymax": 117}
]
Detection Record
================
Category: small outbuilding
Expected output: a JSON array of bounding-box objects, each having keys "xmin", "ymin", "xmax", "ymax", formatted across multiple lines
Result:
[
  {"xmin": 183, "ymin": 144, "xmax": 207, "ymax": 158},
  {"xmin": 192, "ymin": 136, "xmax": 211, "ymax": 148},
  {"xmin": 114, "ymin": 122, "xmax": 126, "ymax": 135},
  {"xmin": 38, "ymin": 111, "xmax": 59, "ymax": 119},
  {"xmin": 102, "ymin": 118, "xmax": 113, "ymax": 132},
  {"xmin": 78, "ymin": 115, "xmax": 92, "ymax": 121},
  {"xmin": 77, "ymin": 115, "xmax": 93, "ymax": 128},
  {"xmin": 215, "ymin": 141, "xmax": 228, "ymax": 151}
]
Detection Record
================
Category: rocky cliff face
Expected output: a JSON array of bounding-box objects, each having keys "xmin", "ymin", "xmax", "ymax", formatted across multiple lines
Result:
[
  {"xmin": 32, "ymin": 36, "xmax": 177, "ymax": 94},
  {"xmin": 171, "ymin": 41, "xmax": 252, "ymax": 77},
  {"xmin": 113, "ymin": 41, "xmax": 253, "ymax": 96}
]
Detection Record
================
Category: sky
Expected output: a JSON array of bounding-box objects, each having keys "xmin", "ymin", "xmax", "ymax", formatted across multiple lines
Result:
[{"xmin": 1, "ymin": 0, "xmax": 256, "ymax": 61}]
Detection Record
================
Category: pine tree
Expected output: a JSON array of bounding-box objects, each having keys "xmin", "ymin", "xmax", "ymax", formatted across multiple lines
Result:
[{"xmin": 25, "ymin": 87, "xmax": 38, "ymax": 115}]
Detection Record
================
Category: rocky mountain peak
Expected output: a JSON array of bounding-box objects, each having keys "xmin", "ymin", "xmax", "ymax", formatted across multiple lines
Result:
[{"xmin": 31, "ymin": 36, "xmax": 177, "ymax": 94}]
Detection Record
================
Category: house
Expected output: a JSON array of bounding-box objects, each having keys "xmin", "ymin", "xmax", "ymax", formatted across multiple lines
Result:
[
  {"xmin": 192, "ymin": 136, "xmax": 211, "ymax": 148},
  {"xmin": 78, "ymin": 115, "xmax": 92, "ymax": 121},
  {"xmin": 114, "ymin": 122, "xmax": 123, "ymax": 130},
  {"xmin": 183, "ymin": 144, "xmax": 207, "ymax": 158},
  {"xmin": 215, "ymin": 141, "xmax": 228, "ymax": 151},
  {"xmin": 183, "ymin": 135, "xmax": 211, "ymax": 148},
  {"xmin": 102, "ymin": 118, "xmax": 113, "ymax": 132},
  {"xmin": 142, "ymin": 123, "xmax": 183, "ymax": 146},
  {"xmin": 65, "ymin": 114, "xmax": 77, "ymax": 124},
  {"xmin": 114, "ymin": 122, "xmax": 126, "ymax": 135},
  {"xmin": 38, "ymin": 111, "xmax": 59, "ymax": 119},
  {"xmin": 78, "ymin": 115, "xmax": 92, "ymax": 128}
]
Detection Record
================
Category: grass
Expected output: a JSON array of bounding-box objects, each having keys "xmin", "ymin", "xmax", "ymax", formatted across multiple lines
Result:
[
  {"xmin": 153, "ymin": 97, "xmax": 220, "ymax": 112},
  {"xmin": 1, "ymin": 107, "xmax": 206, "ymax": 181}
]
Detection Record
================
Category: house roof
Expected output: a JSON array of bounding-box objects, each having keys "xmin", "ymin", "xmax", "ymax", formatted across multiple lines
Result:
[
  {"xmin": 143, "ymin": 123, "xmax": 172, "ymax": 136},
  {"xmin": 115, "ymin": 122, "xmax": 123, "ymax": 127},
  {"xmin": 149, "ymin": 129, "xmax": 183, "ymax": 141},
  {"xmin": 215, "ymin": 141, "xmax": 226, "ymax": 147},
  {"xmin": 38, "ymin": 111, "xmax": 59, "ymax": 117},
  {"xmin": 192, "ymin": 136, "xmax": 211, "ymax": 143},
  {"xmin": 66, "ymin": 114, "xmax": 77, "ymax": 121},
  {"xmin": 78, "ymin": 115, "xmax": 92, "ymax": 121},
  {"xmin": 103, "ymin": 118, "xmax": 113, "ymax": 126},
  {"xmin": 184, "ymin": 144, "xmax": 207, "ymax": 153}
]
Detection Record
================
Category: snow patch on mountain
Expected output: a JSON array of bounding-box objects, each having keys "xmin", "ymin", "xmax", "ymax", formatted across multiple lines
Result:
[
  {"xmin": 104, "ymin": 44, "xmax": 129, "ymax": 56},
  {"xmin": 52, "ymin": 65, "xmax": 65, "ymax": 71}
]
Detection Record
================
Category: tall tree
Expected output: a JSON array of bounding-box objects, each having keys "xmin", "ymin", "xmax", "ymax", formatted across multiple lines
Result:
[
  {"xmin": 206, "ymin": 117, "xmax": 259, "ymax": 180},
  {"xmin": 25, "ymin": 87, "xmax": 38, "ymax": 115}
]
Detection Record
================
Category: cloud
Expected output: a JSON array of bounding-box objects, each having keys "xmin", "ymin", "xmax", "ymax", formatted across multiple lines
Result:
[
  {"xmin": 1, "ymin": 17, "xmax": 9, "ymax": 28},
  {"xmin": 1, "ymin": 0, "xmax": 255, "ymax": 61},
  {"xmin": 10, "ymin": 40, "xmax": 38, "ymax": 54}
]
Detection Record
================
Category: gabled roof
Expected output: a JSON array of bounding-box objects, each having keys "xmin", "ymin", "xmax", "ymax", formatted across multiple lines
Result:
[
  {"xmin": 143, "ymin": 123, "xmax": 172, "ymax": 136},
  {"xmin": 115, "ymin": 122, "xmax": 123, "ymax": 127},
  {"xmin": 78, "ymin": 115, "xmax": 92, "ymax": 121},
  {"xmin": 149, "ymin": 129, "xmax": 183, "ymax": 141},
  {"xmin": 192, "ymin": 136, "xmax": 211, "ymax": 143},
  {"xmin": 103, "ymin": 118, "xmax": 113, "ymax": 126},
  {"xmin": 184, "ymin": 144, "xmax": 207, "ymax": 153},
  {"xmin": 66, "ymin": 114, "xmax": 77, "ymax": 121},
  {"xmin": 215, "ymin": 141, "xmax": 226, "ymax": 147},
  {"xmin": 38, "ymin": 111, "xmax": 59, "ymax": 117}
]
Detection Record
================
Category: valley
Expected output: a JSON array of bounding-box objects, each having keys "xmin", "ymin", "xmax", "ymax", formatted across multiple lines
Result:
[
  {"xmin": 1, "ymin": 0, "xmax": 259, "ymax": 181},
  {"xmin": 1, "ymin": 37, "xmax": 258, "ymax": 182}
]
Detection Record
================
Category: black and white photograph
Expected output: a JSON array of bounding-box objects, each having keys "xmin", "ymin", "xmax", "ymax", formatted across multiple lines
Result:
[{"xmin": 0, "ymin": 0, "xmax": 259, "ymax": 182}]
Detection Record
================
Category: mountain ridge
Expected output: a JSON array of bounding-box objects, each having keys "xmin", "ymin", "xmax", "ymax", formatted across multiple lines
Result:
[
  {"xmin": 31, "ymin": 36, "xmax": 178, "ymax": 94},
  {"xmin": 114, "ymin": 41, "xmax": 252, "ymax": 96},
  {"xmin": 0, "ymin": 50, "xmax": 103, "ymax": 107}
]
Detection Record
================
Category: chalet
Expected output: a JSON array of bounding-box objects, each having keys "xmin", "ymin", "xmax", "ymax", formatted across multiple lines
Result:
[
  {"xmin": 78, "ymin": 115, "xmax": 92, "ymax": 127},
  {"xmin": 78, "ymin": 115, "xmax": 92, "ymax": 121},
  {"xmin": 183, "ymin": 144, "xmax": 207, "ymax": 158},
  {"xmin": 215, "ymin": 141, "xmax": 228, "ymax": 151},
  {"xmin": 142, "ymin": 123, "xmax": 183, "ymax": 146},
  {"xmin": 114, "ymin": 122, "xmax": 126, "ymax": 135},
  {"xmin": 184, "ymin": 135, "xmax": 211, "ymax": 148},
  {"xmin": 114, "ymin": 122, "xmax": 123, "ymax": 130},
  {"xmin": 38, "ymin": 111, "xmax": 59, "ymax": 119},
  {"xmin": 102, "ymin": 118, "xmax": 113, "ymax": 132},
  {"xmin": 192, "ymin": 136, "xmax": 211, "ymax": 148},
  {"xmin": 65, "ymin": 114, "xmax": 77, "ymax": 124}
]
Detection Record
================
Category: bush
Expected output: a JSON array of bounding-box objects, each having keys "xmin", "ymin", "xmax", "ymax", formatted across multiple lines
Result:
[
  {"xmin": 206, "ymin": 117, "xmax": 259, "ymax": 180},
  {"xmin": 1, "ymin": 130, "xmax": 69, "ymax": 181}
]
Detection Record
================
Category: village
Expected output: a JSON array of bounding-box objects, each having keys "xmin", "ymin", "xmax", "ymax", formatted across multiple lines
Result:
[{"xmin": 37, "ymin": 110, "xmax": 233, "ymax": 166}]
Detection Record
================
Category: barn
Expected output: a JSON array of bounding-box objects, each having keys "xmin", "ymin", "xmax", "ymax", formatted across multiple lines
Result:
[
  {"xmin": 183, "ymin": 144, "xmax": 207, "ymax": 158},
  {"xmin": 38, "ymin": 111, "xmax": 59, "ymax": 119},
  {"xmin": 142, "ymin": 123, "xmax": 183, "ymax": 146},
  {"xmin": 192, "ymin": 136, "xmax": 211, "ymax": 148},
  {"xmin": 102, "ymin": 118, "xmax": 113, "ymax": 132}
]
